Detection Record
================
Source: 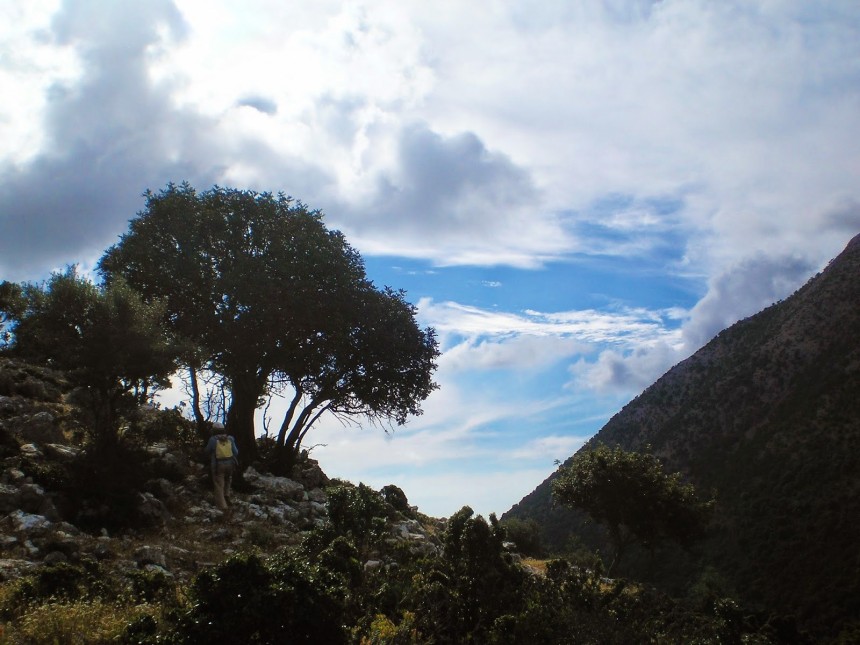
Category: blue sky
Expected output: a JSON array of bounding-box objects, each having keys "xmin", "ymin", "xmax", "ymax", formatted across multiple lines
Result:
[{"xmin": 1, "ymin": 1, "xmax": 859, "ymax": 517}]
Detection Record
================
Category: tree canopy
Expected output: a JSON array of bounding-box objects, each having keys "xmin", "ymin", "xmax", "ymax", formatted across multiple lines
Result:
[
  {"xmin": 98, "ymin": 183, "xmax": 439, "ymax": 465},
  {"xmin": 552, "ymin": 444, "xmax": 713, "ymax": 574}
]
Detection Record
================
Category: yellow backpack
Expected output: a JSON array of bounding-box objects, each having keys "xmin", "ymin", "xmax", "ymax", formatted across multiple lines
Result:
[{"xmin": 215, "ymin": 437, "xmax": 233, "ymax": 460}]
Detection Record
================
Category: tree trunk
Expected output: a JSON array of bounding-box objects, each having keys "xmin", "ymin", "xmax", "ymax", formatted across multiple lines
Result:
[
  {"xmin": 226, "ymin": 374, "xmax": 262, "ymax": 466},
  {"xmin": 187, "ymin": 365, "xmax": 209, "ymax": 441}
]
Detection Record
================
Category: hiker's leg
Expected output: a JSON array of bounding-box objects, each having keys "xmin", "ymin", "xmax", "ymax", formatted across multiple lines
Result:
[
  {"xmin": 224, "ymin": 464, "xmax": 234, "ymax": 503},
  {"xmin": 212, "ymin": 464, "xmax": 228, "ymax": 510}
]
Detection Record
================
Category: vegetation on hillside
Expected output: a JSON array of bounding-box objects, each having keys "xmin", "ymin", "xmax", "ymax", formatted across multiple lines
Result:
[
  {"xmin": 0, "ymin": 438, "xmax": 790, "ymax": 643},
  {"xmin": 553, "ymin": 445, "xmax": 714, "ymax": 574},
  {"xmin": 504, "ymin": 234, "xmax": 860, "ymax": 641}
]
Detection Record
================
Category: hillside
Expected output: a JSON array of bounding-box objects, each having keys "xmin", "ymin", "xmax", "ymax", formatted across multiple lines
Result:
[
  {"xmin": 0, "ymin": 358, "xmax": 795, "ymax": 643},
  {"xmin": 504, "ymin": 233, "xmax": 860, "ymax": 639}
]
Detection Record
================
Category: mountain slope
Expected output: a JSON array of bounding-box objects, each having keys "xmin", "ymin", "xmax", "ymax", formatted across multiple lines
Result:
[{"xmin": 504, "ymin": 233, "xmax": 860, "ymax": 639}]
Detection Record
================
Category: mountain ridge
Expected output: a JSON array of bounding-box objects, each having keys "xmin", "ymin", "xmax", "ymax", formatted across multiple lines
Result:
[{"xmin": 504, "ymin": 232, "xmax": 860, "ymax": 639}]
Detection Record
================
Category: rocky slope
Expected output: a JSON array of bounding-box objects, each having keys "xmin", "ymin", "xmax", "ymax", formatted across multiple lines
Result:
[
  {"xmin": 504, "ymin": 233, "xmax": 860, "ymax": 638},
  {"xmin": 0, "ymin": 364, "xmax": 444, "ymax": 591}
]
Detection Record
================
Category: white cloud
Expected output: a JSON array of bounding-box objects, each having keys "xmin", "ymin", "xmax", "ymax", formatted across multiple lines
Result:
[
  {"xmin": 421, "ymin": 298, "xmax": 683, "ymax": 348},
  {"xmin": 568, "ymin": 340, "xmax": 685, "ymax": 395},
  {"xmin": 509, "ymin": 434, "xmax": 589, "ymax": 462},
  {"xmin": 3, "ymin": 1, "xmax": 859, "ymax": 283},
  {"xmin": 4, "ymin": 0, "xmax": 860, "ymax": 517},
  {"xmin": 442, "ymin": 335, "xmax": 588, "ymax": 372}
]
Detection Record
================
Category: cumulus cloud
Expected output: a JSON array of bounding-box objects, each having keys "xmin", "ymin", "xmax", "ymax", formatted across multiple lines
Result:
[
  {"xmin": 681, "ymin": 253, "xmax": 816, "ymax": 350},
  {"xmin": 0, "ymin": 0, "xmax": 211, "ymax": 279},
  {"xmin": 568, "ymin": 340, "xmax": 685, "ymax": 395},
  {"xmin": 0, "ymin": 0, "xmax": 336, "ymax": 281},
  {"xmin": 338, "ymin": 123, "xmax": 572, "ymax": 267},
  {"xmin": 3, "ymin": 0, "xmax": 860, "ymax": 516}
]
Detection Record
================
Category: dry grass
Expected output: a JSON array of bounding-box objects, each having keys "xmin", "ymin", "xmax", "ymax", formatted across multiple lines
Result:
[
  {"xmin": 520, "ymin": 558, "xmax": 549, "ymax": 575},
  {"xmin": 1, "ymin": 600, "xmax": 159, "ymax": 644}
]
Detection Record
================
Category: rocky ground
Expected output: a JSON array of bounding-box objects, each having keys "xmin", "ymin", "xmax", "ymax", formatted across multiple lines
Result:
[{"xmin": 0, "ymin": 385, "xmax": 445, "ymax": 590}]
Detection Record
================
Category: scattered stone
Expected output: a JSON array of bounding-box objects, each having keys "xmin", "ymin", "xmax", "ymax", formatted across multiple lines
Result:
[
  {"xmin": 135, "ymin": 545, "xmax": 167, "ymax": 568},
  {"xmin": 136, "ymin": 492, "xmax": 171, "ymax": 527},
  {"xmin": 43, "ymin": 551, "xmax": 67, "ymax": 565},
  {"xmin": 20, "ymin": 411, "xmax": 63, "ymax": 443},
  {"xmin": 19, "ymin": 443, "xmax": 42, "ymax": 458},
  {"xmin": 43, "ymin": 443, "xmax": 80, "ymax": 461},
  {"xmin": 8, "ymin": 510, "xmax": 51, "ymax": 534}
]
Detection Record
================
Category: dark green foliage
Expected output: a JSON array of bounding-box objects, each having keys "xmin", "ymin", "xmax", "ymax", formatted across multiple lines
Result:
[
  {"xmin": 126, "ymin": 568, "xmax": 177, "ymax": 604},
  {"xmin": 381, "ymin": 483, "xmax": 411, "ymax": 515},
  {"xmin": 325, "ymin": 482, "xmax": 391, "ymax": 556},
  {"xmin": 66, "ymin": 443, "xmax": 157, "ymax": 531},
  {"xmin": 500, "ymin": 517, "xmax": 544, "ymax": 556},
  {"xmin": 99, "ymin": 183, "xmax": 439, "ymax": 466},
  {"xmin": 168, "ymin": 550, "xmax": 348, "ymax": 644},
  {"xmin": 126, "ymin": 405, "xmax": 195, "ymax": 446},
  {"xmin": 0, "ymin": 280, "xmax": 24, "ymax": 346},
  {"xmin": 405, "ymin": 507, "xmax": 525, "ymax": 643},
  {"xmin": 119, "ymin": 614, "xmax": 160, "ymax": 644},
  {"xmin": 0, "ymin": 560, "xmax": 158, "ymax": 618},
  {"xmin": 552, "ymin": 445, "xmax": 713, "ymax": 573},
  {"xmin": 6, "ymin": 268, "xmax": 175, "ymax": 454},
  {"xmin": 10, "ymin": 562, "xmax": 85, "ymax": 605}
]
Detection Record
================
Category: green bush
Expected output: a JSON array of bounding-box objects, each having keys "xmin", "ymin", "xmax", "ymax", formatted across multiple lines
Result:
[
  {"xmin": 167, "ymin": 550, "xmax": 348, "ymax": 644},
  {"xmin": 500, "ymin": 517, "xmax": 544, "ymax": 557},
  {"xmin": 326, "ymin": 482, "xmax": 391, "ymax": 555},
  {"xmin": 126, "ymin": 568, "xmax": 177, "ymax": 604},
  {"xmin": 406, "ymin": 507, "xmax": 525, "ymax": 643},
  {"xmin": 380, "ymin": 484, "xmax": 411, "ymax": 515}
]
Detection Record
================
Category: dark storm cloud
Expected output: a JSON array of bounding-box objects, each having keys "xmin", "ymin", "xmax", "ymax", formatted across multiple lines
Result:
[
  {"xmin": 366, "ymin": 123, "xmax": 540, "ymax": 238},
  {"xmin": 0, "ymin": 0, "xmax": 223, "ymax": 281}
]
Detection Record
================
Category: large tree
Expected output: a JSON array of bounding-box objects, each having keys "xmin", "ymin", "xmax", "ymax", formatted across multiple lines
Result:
[
  {"xmin": 99, "ymin": 183, "xmax": 439, "ymax": 466},
  {"xmin": 6, "ymin": 268, "xmax": 175, "ymax": 452},
  {"xmin": 552, "ymin": 444, "xmax": 713, "ymax": 574}
]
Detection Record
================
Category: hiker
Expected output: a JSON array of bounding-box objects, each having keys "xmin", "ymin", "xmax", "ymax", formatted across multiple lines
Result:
[{"xmin": 204, "ymin": 431, "xmax": 239, "ymax": 510}]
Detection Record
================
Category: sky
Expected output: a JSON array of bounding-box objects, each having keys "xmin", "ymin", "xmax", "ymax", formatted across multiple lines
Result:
[{"xmin": 1, "ymin": 0, "xmax": 859, "ymax": 518}]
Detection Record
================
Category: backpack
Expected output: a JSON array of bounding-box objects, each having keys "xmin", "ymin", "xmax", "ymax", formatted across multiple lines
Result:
[{"xmin": 215, "ymin": 437, "xmax": 233, "ymax": 460}]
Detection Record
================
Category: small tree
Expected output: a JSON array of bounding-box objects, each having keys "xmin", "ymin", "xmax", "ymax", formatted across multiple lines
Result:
[
  {"xmin": 8, "ymin": 268, "xmax": 175, "ymax": 453},
  {"xmin": 552, "ymin": 444, "xmax": 713, "ymax": 574}
]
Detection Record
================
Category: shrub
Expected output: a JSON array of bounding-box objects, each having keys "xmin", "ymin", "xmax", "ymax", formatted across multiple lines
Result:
[
  {"xmin": 126, "ymin": 568, "xmax": 177, "ymax": 604},
  {"xmin": 380, "ymin": 484, "xmax": 410, "ymax": 515},
  {"xmin": 168, "ymin": 550, "xmax": 348, "ymax": 644},
  {"xmin": 406, "ymin": 507, "xmax": 525, "ymax": 643},
  {"xmin": 326, "ymin": 482, "xmax": 391, "ymax": 555},
  {"xmin": 499, "ymin": 517, "xmax": 544, "ymax": 557},
  {"xmin": 359, "ymin": 611, "xmax": 422, "ymax": 644},
  {"xmin": 4, "ymin": 563, "xmax": 86, "ymax": 612},
  {"xmin": 66, "ymin": 443, "xmax": 154, "ymax": 530}
]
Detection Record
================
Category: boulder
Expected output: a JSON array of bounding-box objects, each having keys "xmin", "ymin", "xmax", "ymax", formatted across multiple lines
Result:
[
  {"xmin": 20, "ymin": 411, "xmax": 63, "ymax": 443},
  {"xmin": 136, "ymin": 492, "xmax": 171, "ymax": 527},
  {"xmin": 134, "ymin": 545, "xmax": 167, "ymax": 568}
]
